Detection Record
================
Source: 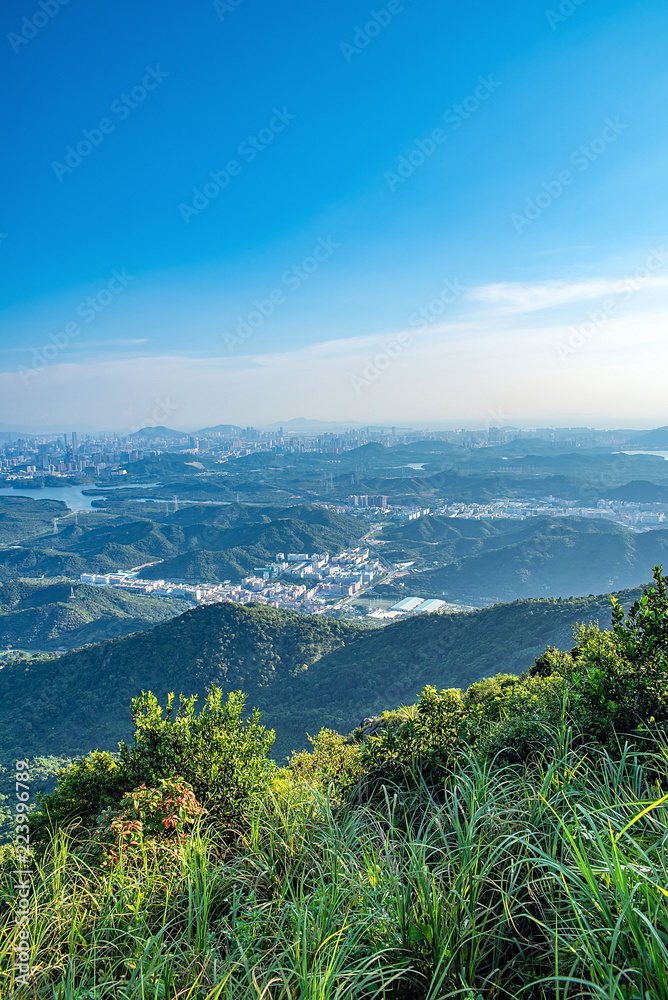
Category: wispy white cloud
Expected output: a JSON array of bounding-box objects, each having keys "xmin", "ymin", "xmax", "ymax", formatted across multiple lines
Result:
[
  {"xmin": 1, "ymin": 295, "xmax": 667, "ymax": 430},
  {"xmin": 467, "ymin": 276, "xmax": 668, "ymax": 314},
  {"xmin": 2, "ymin": 256, "xmax": 668, "ymax": 429}
]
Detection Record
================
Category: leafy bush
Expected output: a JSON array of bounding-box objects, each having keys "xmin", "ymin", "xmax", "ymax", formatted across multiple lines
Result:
[
  {"xmin": 33, "ymin": 686, "xmax": 276, "ymax": 838},
  {"xmin": 289, "ymin": 728, "xmax": 362, "ymax": 789},
  {"xmin": 33, "ymin": 750, "xmax": 129, "ymax": 840},
  {"xmin": 463, "ymin": 669, "xmax": 565, "ymax": 724},
  {"xmin": 569, "ymin": 565, "xmax": 668, "ymax": 738},
  {"xmin": 119, "ymin": 685, "xmax": 276, "ymax": 826},
  {"xmin": 474, "ymin": 713, "xmax": 557, "ymax": 765},
  {"xmin": 356, "ymin": 686, "xmax": 467, "ymax": 793},
  {"xmin": 94, "ymin": 776, "xmax": 204, "ymax": 864}
]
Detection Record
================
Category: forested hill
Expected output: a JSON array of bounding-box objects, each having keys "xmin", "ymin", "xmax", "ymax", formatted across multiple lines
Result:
[
  {"xmin": 0, "ymin": 578, "xmax": 190, "ymax": 652},
  {"xmin": 0, "ymin": 501, "xmax": 362, "ymax": 583},
  {"xmin": 0, "ymin": 583, "xmax": 647, "ymax": 763}
]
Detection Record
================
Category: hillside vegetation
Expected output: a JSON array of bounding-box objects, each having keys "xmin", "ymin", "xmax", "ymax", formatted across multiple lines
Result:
[
  {"xmin": 1, "ymin": 568, "xmax": 667, "ymax": 998},
  {"xmin": 375, "ymin": 514, "xmax": 668, "ymax": 604},
  {"xmin": 0, "ymin": 578, "xmax": 189, "ymax": 651},
  {"xmin": 0, "ymin": 504, "xmax": 362, "ymax": 583},
  {"xmin": 0, "ymin": 582, "xmax": 647, "ymax": 766},
  {"xmin": 0, "ymin": 495, "xmax": 71, "ymax": 545}
]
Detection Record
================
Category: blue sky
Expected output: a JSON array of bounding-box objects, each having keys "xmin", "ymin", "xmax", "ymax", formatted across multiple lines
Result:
[{"xmin": 1, "ymin": 0, "xmax": 668, "ymax": 430}]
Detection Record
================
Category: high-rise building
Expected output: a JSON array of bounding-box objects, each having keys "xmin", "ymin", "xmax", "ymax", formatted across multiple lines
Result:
[{"xmin": 349, "ymin": 495, "xmax": 388, "ymax": 509}]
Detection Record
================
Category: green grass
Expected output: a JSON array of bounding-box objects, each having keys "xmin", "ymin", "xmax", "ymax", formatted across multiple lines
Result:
[{"xmin": 2, "ymin": 729, "xmax": 668, "ymax": 999}]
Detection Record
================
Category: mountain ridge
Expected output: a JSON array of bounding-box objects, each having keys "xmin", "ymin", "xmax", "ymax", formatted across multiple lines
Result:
[{"xmin": 0, "ymin": 582, "xmax": 648, "ymax": 764}]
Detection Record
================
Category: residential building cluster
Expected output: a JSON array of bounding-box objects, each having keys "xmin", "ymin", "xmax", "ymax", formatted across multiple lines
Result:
[
  {"xmin": 434, "ymin": 498, "xmax": 667, "ymax": 530},
  {"xmin": 79, "ymin": 546, "xmax": 385, "ymax": 614},
  {"xmin": 394, "ymin": 506, "xmax": 431, "ymax": 521},
  {"xmin": 348, "ymin": 494, "xmax": 388, "ymax": 508},
  {"xmin": 245, "ymin": 547, "xmax": 383, "ymax": 598}
]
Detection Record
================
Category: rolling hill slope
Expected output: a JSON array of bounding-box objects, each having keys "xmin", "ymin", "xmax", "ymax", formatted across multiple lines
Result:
[
  {"xmin": 0, "ymin": 579, "xmax": 189, "ymax": 651},
  {"xmin": 0, "ymin": 582, "xmax": 646, "ymax": 764},
  {"xmin": 0, "ymin": 504, "xmax": 363, "ymax": 583},
  {"xmin": 376, "ymin": 517, "xmax": 668, "ymax": 604}
]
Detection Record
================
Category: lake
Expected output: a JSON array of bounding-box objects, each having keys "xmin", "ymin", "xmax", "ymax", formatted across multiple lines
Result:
[{"xmin": 0, "ymin": 486, "xmax": 103, "ymax": 511}]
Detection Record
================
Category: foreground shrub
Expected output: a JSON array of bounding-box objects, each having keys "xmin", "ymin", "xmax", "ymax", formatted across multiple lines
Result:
[
  {"xmin": 356, "ymin": 685, "xmax": 467, "ymax": 795},
  {"xmin": 119, "ymin": 686, "xmax": 276, "ymax": 827},
  {"xmin": 569, "ymin": 566, "xmax": 668, "ymax": 739},
  {"xmin": 32, "ymin": 750, "xmax": 128, "ymax": 840},
  {"xmin": 289, "ymin": 728, "xmax": 362, "ymax": 789},
  {"xmin": 95, "ymin": 776, "xmax": 204, "ymax": 864},
  {"xmin": 35, "ymin": 686, "xmax": 276, "ymax": 838},
  {"xmin": 4, "ymin": 737, "xmax": 668, "ymax": 999}
]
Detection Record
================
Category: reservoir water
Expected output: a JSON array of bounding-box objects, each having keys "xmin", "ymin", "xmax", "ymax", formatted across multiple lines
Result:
[{"xmin": 0, "ymin": 485, "xmax": 102, "ymax": 511}]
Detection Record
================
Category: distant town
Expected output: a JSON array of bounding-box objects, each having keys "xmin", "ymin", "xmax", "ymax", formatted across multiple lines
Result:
[
  {"xmin": 345, "ymin": 496, "xmax": 666, "ymax": 531},
  {"xmin": 80, "ymin": 546, "xmax": 454, "ymax": 619},
  {"xmin": 3, "ymin": 422, "xmax": 668, "ymax": 623}
]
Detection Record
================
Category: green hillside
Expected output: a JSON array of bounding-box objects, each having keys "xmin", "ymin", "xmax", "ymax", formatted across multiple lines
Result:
[
  {"xmin": 0, "ymin": 504, "xmax": 363, "ymax": 583},
  {"xmin": 141, "ymin": 507, "xmax": 362, "ymax": 582},
  {"xmin": 375, "ymin": 516, "xmax": 668, "ymax": 604},
  {"xmin": 0, "ymin": 494, "xmax": 71, "ymax": 544},
  {"xmin": 0, "ymin": 578, "xmax": 189, "ymax": 651},
  {"xmin": 0, "ymin": 583, "xmax": 646, "ymax": 765}
]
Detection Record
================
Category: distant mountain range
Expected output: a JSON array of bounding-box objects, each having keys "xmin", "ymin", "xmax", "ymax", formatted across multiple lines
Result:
[
  {"xmin": 127, "ymin": 425, "xmax": 190, "ymax": 441},
  {"xmin": 623, "ymin": 426, "xmax": 668, "ymax": 450},
  {"xmin": 2, "ymin": 422, "xmax": 668, "ymax": 443},
  {"xmin": 128, "ymin": 424, "xmax": 246, "ymax": 440},
  {"xmin": 194, "ymin": 424, "xmax": 243, "ymax": 436}
]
